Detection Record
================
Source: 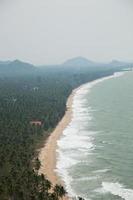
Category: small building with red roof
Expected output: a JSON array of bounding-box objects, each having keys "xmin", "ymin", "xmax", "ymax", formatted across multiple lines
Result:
[{"xmin": 30, "ymin": 121, "xmax": 42, "ymax": 126}]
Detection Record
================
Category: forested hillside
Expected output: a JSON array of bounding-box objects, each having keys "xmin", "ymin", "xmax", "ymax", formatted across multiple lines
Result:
[{"xmin": 0, "ymin": 62, "xmax": 126, "ymax": 200}]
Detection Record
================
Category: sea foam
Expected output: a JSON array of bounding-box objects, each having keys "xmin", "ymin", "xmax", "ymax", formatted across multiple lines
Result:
[
  {"xmin": 56, "ymin": 72, "xmax": 125, "ymax": 198},
  {"xmin": 102, "ymin": 182, "xmax": 133, "ymax": 200}
]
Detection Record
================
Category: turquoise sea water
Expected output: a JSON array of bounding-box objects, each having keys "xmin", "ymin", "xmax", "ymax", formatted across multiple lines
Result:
[{"xmin": 56, "ymin": 72, "xmax": 133, "ymax": 200}]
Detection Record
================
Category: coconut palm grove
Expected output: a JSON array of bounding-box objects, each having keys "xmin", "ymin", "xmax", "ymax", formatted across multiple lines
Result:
[{"xmin": 0, "ymin": 59, "xmax": 130, "ymax": 199}]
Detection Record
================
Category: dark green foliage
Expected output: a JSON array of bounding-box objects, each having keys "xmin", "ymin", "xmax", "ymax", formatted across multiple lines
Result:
[
  {"xmin": 78, "ymin": 197, "xmax": 85, "ymax": 200},
  {"xmin": 0, "ymin": 64, "xmax": 119, "ymax": 199},
  {"xmin": 53, "ymin": 184, "xmax": 67, "ymax": 199},
  {"xmin": 34, "ymin": 158, "xmax": 41, "ymax": 171}
]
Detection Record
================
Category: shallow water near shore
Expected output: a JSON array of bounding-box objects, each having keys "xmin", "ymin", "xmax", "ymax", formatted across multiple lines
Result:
[{"xmin": 56, "ymin": 71, "xmax": 133, "ymax": 200}]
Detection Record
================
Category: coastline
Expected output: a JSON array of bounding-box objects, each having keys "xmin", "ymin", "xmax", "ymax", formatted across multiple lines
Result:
[
  {"xmin": 38, "ymin": 71, "xmax": 125, "ymax": 200},
  {"xmin": 39, "ymin": 87, "xmax": 77, "ymax": 200}
]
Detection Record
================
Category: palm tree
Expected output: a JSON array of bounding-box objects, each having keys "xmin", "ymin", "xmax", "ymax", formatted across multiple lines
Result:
[
  {"xmin": 44, "ymin": 179, "xmax": 52, "ymax": 192},
  {"xmin": 34, "ymin": 157, "xmax": 41, "ymax": 172},
  {"xmin": 53, "ymin": 184, "xmax": 67, "ymax": 199},
  {"xmin": 78, "ymin": 197, "xmax": 85, "ymax": 200},
  {"xmin": 48, "ymin": 192, "xmax": 57, "ymax": 200}
]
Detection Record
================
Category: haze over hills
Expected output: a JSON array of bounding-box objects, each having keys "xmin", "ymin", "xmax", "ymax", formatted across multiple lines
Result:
[
  {"xmin": 1, "ymin": 59, "xmax": 34, "ymax": 69},
  {"xmin": 62, "ymin": 56, "xmax": 96, "ymax": 66},
  {"xmin": 39, "ymin": 57, "xmax": 132, "ymax": 68},
  {"xmin": 0, "ymin": 61, "xmax": 11, "ymax": 65},
  {"xmin": 0, "ymin": 57, "xmax": 132, "ymax": 77},
  {"xmin": 0, "ymin": 59, "xmax": 36, "ymax": 76},
  {"xmin": 108, "ymin": 59, "xmax": 132, "ymax": 67},
  {"xmin": 62, "ymin": 57, "xmax": 133, "ymax": 67}
]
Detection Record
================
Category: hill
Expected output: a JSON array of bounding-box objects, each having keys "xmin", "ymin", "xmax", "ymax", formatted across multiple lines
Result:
[
  {"xmin": 0, "ymin": 59, "xmax": 36, "ymax": 76},
  {"xmin": 109, "ymin": 59, "xmax": 132, "ymax": 67},
  {"xmin": 63, "ymin": 56, "xmax": 95, "ymax": 66}
]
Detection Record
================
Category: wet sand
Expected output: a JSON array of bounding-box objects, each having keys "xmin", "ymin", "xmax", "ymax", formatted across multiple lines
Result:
[{"xmin": 39, "ymin": 89, "xmax": 77, "ymax": 200}]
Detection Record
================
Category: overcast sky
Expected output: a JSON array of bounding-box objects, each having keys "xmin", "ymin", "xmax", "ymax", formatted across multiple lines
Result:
[{"xmin": 0, "ymin": 0, "xmax": 133, "ymax": 64}]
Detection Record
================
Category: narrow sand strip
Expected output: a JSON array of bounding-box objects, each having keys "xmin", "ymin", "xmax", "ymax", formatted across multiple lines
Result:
[
  {"xmin": 39, "ymin": 72, "xmax": 125, "ymax": 200},
  {"xmin": 39, "ymin": 88, "xmax": 77, "ymax": 200}
]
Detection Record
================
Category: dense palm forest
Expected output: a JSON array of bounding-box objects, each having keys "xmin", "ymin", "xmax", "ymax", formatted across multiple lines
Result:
[{"xmin": 0, "ymin": 60, "xmax": 128, "ymax": 200}]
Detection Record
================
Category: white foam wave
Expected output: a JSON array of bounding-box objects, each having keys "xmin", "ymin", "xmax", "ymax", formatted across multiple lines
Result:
[
  {"xmin": 56, "ymin": 72, "xmax": 125, "ymax": 198},
  {"xmin": 102, "ymin": 182, "xmax": 133, "ymax": 200},
  {"xmin": 76, "ymin": 176, "xmax": 98, "ymax": 181},
  {"xmin": 57, "ymin": 133, "xmax": 93, "ymax": 150},
  {"xmin": 93, "ymin": 168, "xmax": 110, "ymax": 174}
]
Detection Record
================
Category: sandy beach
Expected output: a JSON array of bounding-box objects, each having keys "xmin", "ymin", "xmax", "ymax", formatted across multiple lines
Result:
[{"xmin": 39, "ymin": 88, "xmax": 77, "ymax": 200}]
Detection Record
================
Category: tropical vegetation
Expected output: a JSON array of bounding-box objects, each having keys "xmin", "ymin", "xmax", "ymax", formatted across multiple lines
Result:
[{"xmin": 0, "ymin": 60, "xmax": 125, "ymax": 199}]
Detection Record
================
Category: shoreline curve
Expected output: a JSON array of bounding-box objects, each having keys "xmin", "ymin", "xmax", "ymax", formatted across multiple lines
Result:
[
  {"xmin": 38, "ymin": 71, "xmax": 124, "ymax": 200},
  {"xmin": 38, "ymin": 87, "xmax": 77, "ymax": 200}
]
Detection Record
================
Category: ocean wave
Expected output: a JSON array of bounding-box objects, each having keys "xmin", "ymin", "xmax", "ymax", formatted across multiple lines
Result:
[
  {"xmin": 76, "ymin": 176, "xmax": 98, "ymax": 181},
  {"xmin": 102, "ymin": 182, "xmax": 133, "ymax": 200},
  {"xmin": 56, "ymin": 72, "xmax": 125, "ymax": 198},
  {"xmin": 93, "ymin": 168, "xmax": 110, "ymax": 174}
]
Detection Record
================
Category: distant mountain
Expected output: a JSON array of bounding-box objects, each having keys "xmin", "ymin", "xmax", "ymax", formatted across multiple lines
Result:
[
  {"xmin": 8, "ymin": 59, "xmax": 34, "ymax": 69},
  {"xmin": 63, "ymin": 57, "xmax": 95, "ymax": 67},
  {"xmin": 109, "ymin": 60, "xmax": 132, "ymax": 67},
  {"xmin": 0, "ymin": 58, "xmax": 132, "ymax": 77},
  {"xmin": 0, "ymin": 60, "xmax": 36, "ymax": 76},
  {"xmin": 62, "ymin": 57, "xmax": 133, "ymax": 68},
  {"xmin": 0, "ymin": 61, "xmax": 11, "ymax": 65}
]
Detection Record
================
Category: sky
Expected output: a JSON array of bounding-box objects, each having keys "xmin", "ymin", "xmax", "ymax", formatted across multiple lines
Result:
[{"xmin": 0, "ymin": 0, "xmax": 133, "ymax": 65}]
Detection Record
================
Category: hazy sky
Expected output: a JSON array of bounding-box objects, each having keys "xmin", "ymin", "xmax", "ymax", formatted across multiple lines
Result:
[{"xmin": 0, "ymin": 0, "xmax": 133, "ymax": 64}]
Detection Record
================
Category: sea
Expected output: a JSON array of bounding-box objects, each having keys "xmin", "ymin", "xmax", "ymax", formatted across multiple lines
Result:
[{"xmin": 56, "ymin": 71, "xmax": 133, "ymax": 200}]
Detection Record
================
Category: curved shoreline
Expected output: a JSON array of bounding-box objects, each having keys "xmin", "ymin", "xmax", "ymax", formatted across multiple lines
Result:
[
  {"xmin": 39, "ymin": 88, "xmax": 77, "ymax": 200},
  {"xmin": 38, "ymin": 72, "xmax": 125, "ymax": 200}
]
